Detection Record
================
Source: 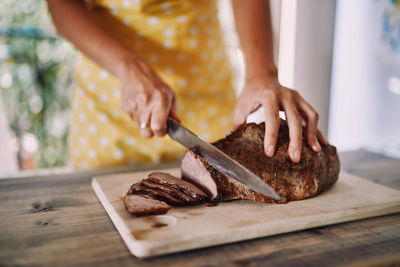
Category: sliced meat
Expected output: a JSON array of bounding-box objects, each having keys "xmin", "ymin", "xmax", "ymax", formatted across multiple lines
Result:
[
  {"xmin": 130, "ymin": 183, "xmax": 185, "ymax": 206},
  {"xmin": 181, "ymin": 151, "xmax": 219, "ymax": 199},
  {"xmin": 124, "ymin": 173, "xmax": 209, "ymax": 215},
  {"xmin": 124, "ymin": 194, "xmax": 171, "ymax": 216},
  {"xmin": 148, "ymin": 172, "xmax": 208, "ymax": 201},
  {"xmin": 181, "ymin": 119, "xmax": 340, "ymax": 203},
  {"xmin": 140, "ymin": 179, "xmax": 200, "ymax": 204},
  {"xmin": 181, "ymin": 148, "xmax": 259, "ymax": 201}
]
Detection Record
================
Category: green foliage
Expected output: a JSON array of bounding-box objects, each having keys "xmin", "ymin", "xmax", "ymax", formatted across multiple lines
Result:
[{"xmin": 0, "ymin": 0, "xmax": 76, "ymax": 168}]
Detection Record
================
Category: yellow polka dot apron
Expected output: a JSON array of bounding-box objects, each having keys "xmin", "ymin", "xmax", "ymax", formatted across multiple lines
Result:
[{"xmin": 68, "ymin": 0, "xmax": 236, "ymax": 168}]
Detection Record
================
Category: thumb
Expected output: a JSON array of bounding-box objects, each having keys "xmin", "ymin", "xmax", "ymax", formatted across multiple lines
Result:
[{"xmin": 233, "ymin": 101, "xmax": 261, "ymax": 130}]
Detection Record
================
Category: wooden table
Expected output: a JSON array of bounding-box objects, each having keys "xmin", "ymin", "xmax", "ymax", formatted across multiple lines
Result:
[{"xmin": 0, "ymin": 150, "xmax": 399, "ymax": 266}]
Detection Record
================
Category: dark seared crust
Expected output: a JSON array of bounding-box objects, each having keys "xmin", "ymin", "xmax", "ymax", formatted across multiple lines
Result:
[
  {"xmin": 123, "ymin": 194, "xmax": 171, "ymax": 216},
  {"xmin": 148, "ymin": 172, "xmax": 208, "ymax": 201},
  {"xmin": 184, "ymin": 120, "xmax": 340, "ymax": 203},
  {"xmin": 185, "ymin": 147, "xmax": 274, "ymax": 202},
  {"xmin": 130, "ymin": 183, "xmax": 185, "ymax": 205},
  {"xmin": 140, "ymin": 180, "xmax": 200, "ymax": 204}
]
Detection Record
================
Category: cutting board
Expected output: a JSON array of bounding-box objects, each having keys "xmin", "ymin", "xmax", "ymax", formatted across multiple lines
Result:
[{"xmin": 91, "ymin": 169, "xmax": 400, "ymax": 258}]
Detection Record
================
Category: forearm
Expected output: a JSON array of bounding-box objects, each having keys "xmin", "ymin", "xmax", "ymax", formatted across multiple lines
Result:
[
  {"xmin": 47, "ymin": 0, "xmax": 138, "ymax": 79},
  {"xmin": 232, "ymin": 0, "xmax": 325, "ymax": 161},
  {"xmin": 232, "ymin": 0, "xmax": 277, "ymax": 80}
]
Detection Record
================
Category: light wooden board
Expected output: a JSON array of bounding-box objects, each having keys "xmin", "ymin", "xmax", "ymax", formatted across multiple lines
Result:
[{"xmin": 91, "ymin": 169, "xmax": 400, "ymax": 258}]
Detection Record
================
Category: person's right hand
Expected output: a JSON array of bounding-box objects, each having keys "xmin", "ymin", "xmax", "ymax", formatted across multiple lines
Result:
[{"xmin": 118, "ymin": 57, "xmax": 180, "ymax": 138}]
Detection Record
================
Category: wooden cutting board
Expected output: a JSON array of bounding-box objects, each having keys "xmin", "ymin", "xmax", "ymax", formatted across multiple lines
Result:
[{"xmin": 91, "ymin": 169, "xmax": 400, "ymax": 258}]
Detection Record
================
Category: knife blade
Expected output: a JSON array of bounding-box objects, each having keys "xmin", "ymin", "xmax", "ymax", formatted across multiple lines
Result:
[{"xmin": 167, "ymin": 118, "xmax": 281, "ymax": 201}]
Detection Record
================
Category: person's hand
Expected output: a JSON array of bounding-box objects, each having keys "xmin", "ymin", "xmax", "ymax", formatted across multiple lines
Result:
[
  {"xmin": 118, "ymin": 57, "xmax": 180, "ymax": 138},
  {"xmin": 233, "ymin": 75, "xmax": 328, "ymax": 163}
]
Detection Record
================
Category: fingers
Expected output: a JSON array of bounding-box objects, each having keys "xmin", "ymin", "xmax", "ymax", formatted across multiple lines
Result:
[
  {"xmin": 139, "ymin": 112, "xmax": 153, "ymax": 138},
  {"xmin": 122, "ymin": 99, "xmax": 144, "ymax": 133},
  {"xmin": 119, "ymin": 58, "xmax": 177, "ymax": 138},
  {"xmin": 296, "ymin": 94, "xmax": 330, "ymax": 148},
  {"xmin": 132, "ymin": 91, "xmax": 154, "ymax": 138},
  {"xmin": 122, "ymin": 91, "xmax": 171, "ymax": 138},
  {"xmin": 136, "ymin": 89, "xmax": 176, "ymax": 138},
  {"xmin": 235, "ymin": 76, "xmax": 327, "ymax": 164},
  {"xmin": 281, "ymin": 91, "xmax": 302, "ymax": 163},
  {"xmin": 317, "ymin": 130, "xmax": 329, "ymax": 146},
  {"xmin": 169, "ymin": 100, "xmax": 181, "ymax": 123},
  {"xmin": 297, "ymin": 96, "xmax": 321, "ymax": 152},
  {"xmin": 262, "ymin": 91, "xmax": 280, "ymax": 157},
  {"xmin": 233, "ymin": 100, "xmax": 261, "ymax": 130},
  {"xmin": 150, "ymin": 91, "xmax": 171, "ymax": 137}
]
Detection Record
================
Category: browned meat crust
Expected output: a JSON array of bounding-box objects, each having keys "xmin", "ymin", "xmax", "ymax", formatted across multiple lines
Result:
[
  {"xmin": 124, "ymin": 120, "xmax": 340, "ymax": 217},
  {"xmin": 182, "ymin": 120, "xmax": 340, "ymax": 203}
]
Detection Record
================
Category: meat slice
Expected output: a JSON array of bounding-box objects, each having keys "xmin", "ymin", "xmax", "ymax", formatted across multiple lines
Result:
[
  {"xmin": 130, "ymin": 183, "xmax": 185, "ymax": 205},
  {"xmin": 181, "ymin": 120, "xmax": 340, "ymax": 203},
  {"xmin": 181, "ymin": 150, "xmax": 219, "ymax": 199},
  {"xmin": 124, "ymin": 172, "xmax": 210, "ymax": 216},
  {"xmin": 148, "ymin": 172, "xmax": 208, "ymax": 201},
  {"xmin": 140, "ymin": 179, "xmax": 200, "ymax": 204},
  {"xmin": 124, "ymin": 194, "xmax": 171, "ymax": 216}
]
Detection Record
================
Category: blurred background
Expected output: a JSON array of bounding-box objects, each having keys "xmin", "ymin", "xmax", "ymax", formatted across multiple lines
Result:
[
  {"xmin": 0, "ymin": 0, "xmax": 76, "ymax": 173},
  {"xmin": 0, "ymin": 0, "xmax": 399, "ymax": 176}
]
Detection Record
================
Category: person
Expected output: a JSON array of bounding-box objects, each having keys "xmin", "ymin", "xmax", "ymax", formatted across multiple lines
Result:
[{"xmin": 47, "ymin": 0, "xmax": 327, "ymax": 169}]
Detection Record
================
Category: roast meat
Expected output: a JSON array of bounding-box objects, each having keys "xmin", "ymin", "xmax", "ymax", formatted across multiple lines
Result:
[
  {"xmin": 124, "ymin": 194, "xmax": 171, "ymax": 216},
  {"xmin": 181, "ymin": 120, "xmax": 340, "ymax": 203},
  {"xmin": 124, "ymin": 120, "xmax": 340, "ymax": 216},
  {"xmin": 124, "ymin": 172, "xmax": 208, "ymax": 216}
]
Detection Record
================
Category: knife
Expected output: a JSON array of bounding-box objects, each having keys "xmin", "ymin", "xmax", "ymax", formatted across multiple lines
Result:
[{"xmin": 167, "ymin": 118, "xmax": 281, "ymax": 201}]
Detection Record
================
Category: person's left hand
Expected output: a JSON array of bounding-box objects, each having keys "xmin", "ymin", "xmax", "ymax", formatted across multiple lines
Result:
[{"xmin": 233, "ymin": 75, "xmax": 328, "ymax": 163}]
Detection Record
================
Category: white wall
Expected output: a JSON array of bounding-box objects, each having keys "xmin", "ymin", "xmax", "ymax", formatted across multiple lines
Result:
[
  {"xmin": 329, "ymin": 0, "xmax": 400, "ymax": 158},
  {"xmin": 279, "ymin": 0, "xmax": 336, "ymax": 136}
]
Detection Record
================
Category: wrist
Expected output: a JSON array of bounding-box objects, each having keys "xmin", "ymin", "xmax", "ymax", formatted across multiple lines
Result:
[
  {"xmin": 245, "ymin": 65, "xmax": 278, "ymax": 85},
  {"xmin": 115, "ymin": 53, "xmax": 143, "ymax": 82},
  {"xmin": 245, "ymin": 64, "xmax": 278, "ymax": 84}
]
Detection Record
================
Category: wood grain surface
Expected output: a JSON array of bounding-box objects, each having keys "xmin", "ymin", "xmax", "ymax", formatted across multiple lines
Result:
[
  {"xmin": 92, "ymin": 169, "xmax": 400, "ymax": 258},
  {"xmin": 0, "ymin": 150, "xmax": 399, "ymax": 266}
]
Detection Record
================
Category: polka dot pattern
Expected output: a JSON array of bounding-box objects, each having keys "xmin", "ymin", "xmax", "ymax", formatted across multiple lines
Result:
[
  {"xmin": 88, "ymin": 124, "xmax": 97, "ymax": 134},
  {"xmin": 148, "ymin": 17, "xmax": 158, "ymax": 25},
  {"xmin": 88, "ymin": 150, "xmax": 97, "ymax": 159},
  {"xmin": 163, "ymin": 28, "xmax": 173, "ymax": 37},
  {"xmin": 100, "ymin": 137, "xmax": 109, "ymax": 147},
  {"xmin": 99, "ymin": 70, "xmax": 109, "ymax": 79},
  {"xmin": 87, "ymin": 100, "xmax": 94, "ymax": 109},
  {"xmin": 177, "ymin": 15, "xmax": 187, "ymax": 23},
  {"xmin": 163, "ymin": 40, "xmax": 172, "ymax": 49},
  {"xmin": 122, "ymin": 0, "xmax": 131, "ymax": 8},
  {"xmin": 88, "ymin": 82, "xmax": 96, "ymax": 91},
  {"xmin": 114, "ymin": 149, "xmax": 123, "ymax": 159},
  {"xmin": 68, "ymin": 0, "xmax": 236, "ymax": 169},
  {"xmin": 126, "ymin": 137, "xmax": 136, "ymax": 146},
  {"xmin": 78, "ymin": 112, "xmax": 86, "ymax": 122},
  {"xmin": 99, "ymin": 93, "xmax": 108, "ymax": 103},
  {"xmin": 112, "ymin": 90, "xmax": 120, "ymax": 99}
]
